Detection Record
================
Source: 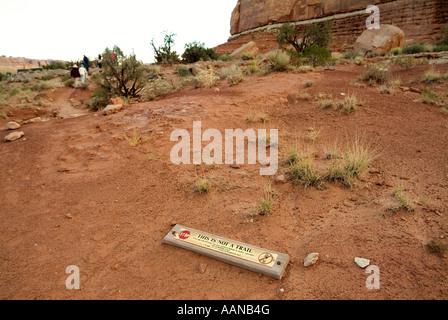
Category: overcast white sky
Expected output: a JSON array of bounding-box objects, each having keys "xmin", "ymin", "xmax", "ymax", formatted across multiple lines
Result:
[{"xmin": 1, "ymin": 0, "xmax": 236, "ymax": 63}]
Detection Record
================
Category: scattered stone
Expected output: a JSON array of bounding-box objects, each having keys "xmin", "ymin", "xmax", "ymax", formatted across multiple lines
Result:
[
  {"xmin": 65, "ymin": 213, "xmax": 73, "ymax": 219},
  {"xmin": 23, "ymin": 117, "xmax": 41, "ymax": 124},
  {"xmin": 304, "ymin": 253, "xmax": 319, "ymax": 267},
  {"xmin": 6, "ymin": 121, "xmax": 21, "ymax": 130},
  {"xmin": 354, "ymin": 257, "xmax": 370, "ymax": 268},
  {"xmin": 109, "ymin": 97, "xmax": 125, "ymax": 105},
  {"xmin": 410, "ymin": 87, "xmax": 421, "ymax": 94},
  {"xmin": 230, "ymin": 41, "xmax": 259, "ymax": 59},
  {"xmin": 103, "ymin": 104, "xmax": 123, "ymax": 116},
  {"xmin": 354, "ymin": 24, "xmax": 405, "ymax": 55},
  {"xmin": 5, "ymin": 131, "xmax": 24, "ymax": 142},
  {"xmin": 275, "ymin": 175, "xmax": 287, "ymax": 184},
  {"xmin": 199, "ymin": 263, "xmax": 208, "ymax": 274}
]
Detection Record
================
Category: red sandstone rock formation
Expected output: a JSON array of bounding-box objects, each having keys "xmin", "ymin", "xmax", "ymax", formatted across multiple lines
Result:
[{"xmin": 217, "ymin": 0, "xmax": 448, "ymax": 54}]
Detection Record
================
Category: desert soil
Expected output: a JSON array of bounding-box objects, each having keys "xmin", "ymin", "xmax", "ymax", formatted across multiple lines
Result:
[{"xmin": 1, "ymin": 63, "xmax": 447, "ymax": 300}]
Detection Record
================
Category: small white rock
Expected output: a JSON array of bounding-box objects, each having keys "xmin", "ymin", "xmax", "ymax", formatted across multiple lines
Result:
[
  {"xmin": 5, "ymin": 131, "xmax": 25, "ymax": 142},
  {"xmin": 354, "ymin": 257, "xmax": 370, "ymax": 268},
  {"xmin": 103, "ymin": 104, "xmax": 123, "ymax": 116},
  {"xmin": 6, "ymin": 121, "xmax": 21, "ymax": 130},
  {"xmin": 304, "ymin": 252, "xmax": 319, "ymax": 267}
]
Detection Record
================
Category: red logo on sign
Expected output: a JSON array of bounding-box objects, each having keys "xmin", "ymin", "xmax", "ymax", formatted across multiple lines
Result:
[
  {"xmin": 258, "ymin": 252, "xmax": 274, "ymax": 265},
  {"xmin": 179, "ymin": 231, "xmax": 191, "ymax": 240}
]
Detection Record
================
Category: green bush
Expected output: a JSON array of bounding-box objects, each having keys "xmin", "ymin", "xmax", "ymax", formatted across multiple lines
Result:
[
  {"xmin": 402, "ymin": 43, "xmax": 431, "ymax": 54},
  {"xmin": 150, "ymin": 32, "xmax": 180, "ymax": 65},
  {"xmin": 89, "ymin": 87, "xmax": 111, "ymax": 111},
  {"xmin": 277, "ymin": 21, "xmax": 332, "ymax": 55},
  {"xmin": 181, "ymin": 41, "xmax": 218, "ymax": 63},
  {"xmin": 390, "ymin": 47, "xmax": 402, "ymax": 56},
  {"xmin": 303, "ymin": 44, "xmax": 331, "ymax": 67},
  {"xmin": 342, "ymin": 51, "xmax": 363, "ymax": 59},
  {"xmin": 267, "ymin": 50, "xmax": 291, "ymax": 71},
  {"xmin": 94, "ymin": 46, "xmax": 149, "ymax": 98},
  {"xmin": 177, "ymin": 67, "xmax": 190, "ymax": 77},
  {"xmin": 433, "ymin": 44, "xmax": 448, "ymax": 52},
  {"xmin": 218, "ymin": 53, "xmax": 233, "ymax": 61}
]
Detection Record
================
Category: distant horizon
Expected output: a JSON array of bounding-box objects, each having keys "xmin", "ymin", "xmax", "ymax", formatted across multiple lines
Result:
[{"xmin": 1, "ymin": 0, "xmax": 236, "ymax": 64}]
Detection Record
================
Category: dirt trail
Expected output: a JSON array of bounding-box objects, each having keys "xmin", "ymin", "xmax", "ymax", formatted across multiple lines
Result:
[{"xmin": 0, "ymin": 64, "xmax": 447, "ymax": 300}]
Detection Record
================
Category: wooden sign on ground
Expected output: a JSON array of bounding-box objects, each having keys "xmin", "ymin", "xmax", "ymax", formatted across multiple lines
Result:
[{"xmin": 163, "ymin": 224, "xmax": 290, "ymax": 280}]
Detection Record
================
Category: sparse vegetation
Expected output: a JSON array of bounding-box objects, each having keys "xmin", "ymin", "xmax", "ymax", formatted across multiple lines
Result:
[
  {"xmin": 123, "ymin": 128, "xmax": 153, "ymax": 147},
  {"xmin": 422, "ymin": 69, "xmax": 442, "ymax": 84},
  {"xmin": 177, "ymin": 66, "xmax": 190, "ymax": 77},
  {"xmin": 93, "ymin": 46, "xmax": 149, "ymax": 98},
  {"xmin": 181, "ymin": 41, "xmax": 218, "ymax": 63},
  {"xmin": 219, "ymin": 65, "xmax": 243, "ymax": 86},
  {"xmin": 277, "ymin": 21, "xmax": 332, "ymax": 56},
  {"xmin": 304, "ymin": 80, "xmax": 313, "ymax": 88},
  {"xmin": 267, "ymin": 50, "xmax": 291, "ymax": 71},
  {"xmin": 363, "ymin": 64, "xmax": 389, "ymax": 84},
  {"xmin": 258, "ymin": 184, "xmax": 273, "ymax": 215},
  {"xmin": 288, "ymin": 156, "xmax": 324, "ymax": 188},
  {"xmin": 193, "ymin": 177, "xmax": 211, "ymax": 194},
  {"xmin": 427, "ymin": 238, "xmax": 447, "ymax": 253},
  {"xmin": 318, "ymin": 99, "xmax": 334, "ymax": 110},
  {"xmin": 151, "ymin": 32, "xmax": 180, "ymax": 65},
  {"xmin": 338, "ymin": 94, "xmax": 363, "ymax": 114},
  {"xmin": 388, "ymin": 186, "xmax": 415, "ymax": 212},
  {"xmin": 326, "ymin": 138, "xmax": 375, "ymax": 188}
]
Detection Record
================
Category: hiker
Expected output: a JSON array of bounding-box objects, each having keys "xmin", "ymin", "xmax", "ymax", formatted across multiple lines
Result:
[
  {"xmin": 111, "ymin": 51, "xmax": 117, "ymax": 61},
  {"xmin": 79, "ymin": 64, "xmax": 87, "ymax": 86},
  {"xmin": 83, "ymin": 55, "xmax": 90, "ymax": 72},
  {"xmin": 70, "ymin": 64, "xmax": 80, "ymax": 88},
  {"xmin": 98, "ymin": 54, "xmax": 102, "ymax": 69}
]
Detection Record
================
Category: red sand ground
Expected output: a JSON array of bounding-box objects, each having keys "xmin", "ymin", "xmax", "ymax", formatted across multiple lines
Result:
[{"xmin": 0, "ymin": 63, "xmax": 447, "ymax": 300}]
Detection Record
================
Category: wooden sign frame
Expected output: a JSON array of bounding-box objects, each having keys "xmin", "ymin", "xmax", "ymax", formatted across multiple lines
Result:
[{"xmin": 163, "ymin": 224, "xmax": 290, "ymax": 280}]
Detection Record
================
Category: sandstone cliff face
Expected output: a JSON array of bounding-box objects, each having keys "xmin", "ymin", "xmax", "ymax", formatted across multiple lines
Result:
[{"xmin": 220, "ymin": 0, "xmax": 448, "ymax": 54}]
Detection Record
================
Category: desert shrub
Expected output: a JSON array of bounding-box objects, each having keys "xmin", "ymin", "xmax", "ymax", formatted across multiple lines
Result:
[
  {"xmin": 94, "ymin": 46, "xmax": 148, "ymax": 98},
  {"xmin": 303, "ymin": 44, "xmax": 331, "ymax": 67},
  {"xmin": 258, "ymin": 184, "xmax": 273, "ymax": 215},
  {"xmin": 181, "ymin": 41, "xmax": 218, "ymax": 63},
  {"xmin": 402, "ymin": 43, "xmax": 431, "ymax": 54},
  {"xmin": 390, "ymin": 47, "xmax": 402, "ymax": 56},
  {"xmin": 433, "ymin": 44, "xmax": 448, "ymax": 52},
  {"xmin": 89, "ymin": 87, "xmax": 110, "ymax": 110},
  {"xmin": 363, "ymin": 64, "xmax": 389, "ymax": 84},
  {"xmin": 193, "ymin": 178, "xmax": 211, "ymax": 194},
  {"xmin": 419, "ymin": 88, "xmax": 438, "ymax": 105},
  {"xmin": 60, "ymin": 74, "xmax": 71, "ymax": 82},
  {"xmin": 343, "ymin": 51, "xmax": 363, "ymax": 59},
  {"xmin": 0, "ymin": 72, "xmax": 14, "ymax": 81},
  {"xmin": 219, "ymin": 65, "xmax": 243, "ymax": 85},
  {"xmin": 326, "ymin": 138, "xmax": 375, "ymax": 188},
  {"xmin": 42, "ymin": 61, "xmax": 68, "ymax": 70},
  {"xmin": 150, "ymin": 32, "xmax": 180, "ymax": 65},
  {"xmin": 141, "ymin": 78, "xmax": 176, "ymax": 100},
  {"xmin": 393, "ymin": 56, "xmax": 416, "ymax": 69},
  {"xmin": 304, "ymin": 80, "xmax": 313, "ymax": 88},
  {"xmin": 267, "ymin": 50, "xmax": 291, "ymax": 71},
  {"xmin": 338, "ymin": 94, "xmax": 363, "ymax": 114},
  {"xmin": 218, "ymin": 53, "xmax": 233, "ymax": 61},
  {"xmin": 287, "ymin": 156, "xmax": 324, "ymax": 188},
  {"xmin": 195, "ymin": 69, "xmax": 220, "ymax": 88},
  {"xmin": 64, "ymin": 79, "xmax": 74, "ymax": 87},
  {"xmin": 422, "ymin": 69, "xmax": 442, "ymax": 83},
  {"xmin": 277, "ymin": 21, "xmax": 332, "ymax": 55},
  {"xmin": 390, "ymin": 186, "xmax": 415, "ymax": 212},
  {"xmin": 41, "ymin": 74, "xmax": 56, "ymax": 81},
  {"xmin": 247, "ymin": 59, "xmax": 260, "ymax": 74},
  {"xmin": 177, "ymin": 67, "xmax": 190, "ymax": 77}
]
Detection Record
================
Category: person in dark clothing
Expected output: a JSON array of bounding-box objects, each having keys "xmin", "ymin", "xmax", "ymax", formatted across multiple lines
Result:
[
  {"xmin": 83, "ymin": 55, "xmax": 90, "ymax": 72},
  {"xmin": 70, "ymin": 64, "xmax": 80, "ymax": 88},
  {"xmin": 98, "ymin": 55, "xmax": 102, "ymax": 69}
]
